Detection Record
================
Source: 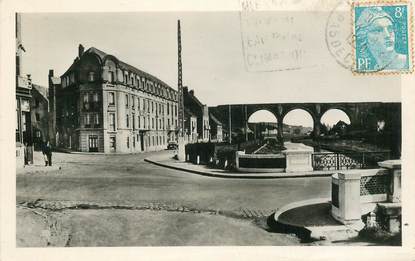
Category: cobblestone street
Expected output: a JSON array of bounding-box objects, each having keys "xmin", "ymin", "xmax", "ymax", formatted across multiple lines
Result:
[{"xmin": 16, "ymin": 150, "xmax": 331, "ymax": 246}]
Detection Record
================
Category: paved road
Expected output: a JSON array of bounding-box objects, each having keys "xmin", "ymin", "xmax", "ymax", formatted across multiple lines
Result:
[
  {"xmin": 16, "ymin": 150, "xmax": 332, "ymax": 246},
  {"xmin": 17, "ymin": 150, "xmax": 331, "ymax": 212}
]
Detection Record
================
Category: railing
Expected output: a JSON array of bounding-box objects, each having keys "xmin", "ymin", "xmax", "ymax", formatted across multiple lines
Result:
[{"xmin": 312, "ymin": 151, "xmax": 390, "ymax": 170}]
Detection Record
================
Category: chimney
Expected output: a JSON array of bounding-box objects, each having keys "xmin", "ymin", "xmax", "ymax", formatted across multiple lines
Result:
[
  {"xmin": 78, "ymin": 44, "xmax": 84, "ymax": 58},
  {"xmin": 189, "ymin": 90, "xmax": 194, "ymax": 96},
  {"xmin": 48, "ymin": 69, "xmax": 54, "ymax": 77}
]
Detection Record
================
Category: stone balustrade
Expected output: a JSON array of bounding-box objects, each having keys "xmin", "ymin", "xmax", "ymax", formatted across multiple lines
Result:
[{"xmin": 331, "ymin": 160, "xmax": 401, "ymax": 227}]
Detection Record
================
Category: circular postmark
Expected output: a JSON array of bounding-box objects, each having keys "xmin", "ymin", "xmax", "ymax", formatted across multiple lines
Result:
[{"xmin": 325, "ymin": 0, "xmax": 354, "ymax": 70}]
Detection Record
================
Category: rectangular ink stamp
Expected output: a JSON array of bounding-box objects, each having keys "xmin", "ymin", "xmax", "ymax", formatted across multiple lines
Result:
[{"xmin": 352, "ymin": 1, "xmax": 413, "ymax": 74}]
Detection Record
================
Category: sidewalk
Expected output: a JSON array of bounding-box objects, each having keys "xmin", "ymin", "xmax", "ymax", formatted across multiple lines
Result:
[
  {"xmin": 144, "ymin": 153, "xmax": 335, "ymax": 179},
  {"xmin": 17, "ymin": 151, "xmax": 62, "ymax": 174}
]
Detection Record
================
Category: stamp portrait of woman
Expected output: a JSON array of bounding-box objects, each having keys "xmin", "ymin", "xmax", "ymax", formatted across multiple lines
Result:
[{"xmin": 355, "ymin": 6, "xmax": 408, "ymax": 71}]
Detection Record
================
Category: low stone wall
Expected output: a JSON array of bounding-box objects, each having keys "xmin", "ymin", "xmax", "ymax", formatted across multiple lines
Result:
[
  {"xmin": 331, "ymin": 160, "xmax": 401, "ymax": 226},
  {"xmin": 235, "ymin": 151, "xmax": 285, "ymax": 173}
]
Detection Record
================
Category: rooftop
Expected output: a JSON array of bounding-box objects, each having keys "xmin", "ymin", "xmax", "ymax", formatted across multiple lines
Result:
[{"xmin": 63, "ymin": 45, "xmax": 177, "ymax": 93}]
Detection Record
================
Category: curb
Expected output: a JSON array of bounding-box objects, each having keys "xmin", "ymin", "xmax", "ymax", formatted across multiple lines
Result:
[
  {"xmin": 269, "ymin": 198, "xmax": 358, "ymax": 242},
  {"xmin": 144, "ymin": 158, "xmax": 334, "ymax": 179}
]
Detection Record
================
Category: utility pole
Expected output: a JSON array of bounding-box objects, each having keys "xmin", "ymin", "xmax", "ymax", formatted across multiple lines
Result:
[
  {"xmin": 176, "ymin": 19, "xmax": 186, "ymax": 161},
  {"xmin": 177, "ymin": 20, "xmax": 184, "ymax": 138},
  {"xmin": 245, "ymin": 105, "xmax": 248, "ymax": 141},
  {"xmin": 229, "ymin": 104, "xmax": 232, "ymax": 144}
]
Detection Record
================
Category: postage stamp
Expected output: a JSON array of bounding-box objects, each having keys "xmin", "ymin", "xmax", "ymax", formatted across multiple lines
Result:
[{"xmin": 352, "ymin": 1, "xmax": 413, "ymax": 74}]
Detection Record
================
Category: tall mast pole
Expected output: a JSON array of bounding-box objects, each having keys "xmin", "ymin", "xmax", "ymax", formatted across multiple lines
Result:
[{"xmin": 177, "ymin": 20, "xmax": 185, "ymax": 138}]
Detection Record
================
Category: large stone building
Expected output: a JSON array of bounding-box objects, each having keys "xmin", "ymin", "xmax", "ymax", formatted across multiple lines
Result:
[
  {"xmin": 49, "ymin": 45, "xmax": 179, "ymax": 153},
  {"xmin": 16, "ymin": 13, "xmax": 33, "ymax": 167}
]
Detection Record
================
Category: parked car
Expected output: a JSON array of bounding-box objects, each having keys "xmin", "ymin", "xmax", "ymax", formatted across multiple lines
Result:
[{"xmin": 167, "ymin": 141, "xmax": 178, "ymax": 150}]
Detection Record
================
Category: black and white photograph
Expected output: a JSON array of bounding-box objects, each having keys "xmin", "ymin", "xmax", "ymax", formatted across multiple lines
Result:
[{"xmin": 1, "ymin": 0, "xmax": 415, "ymax": 260}]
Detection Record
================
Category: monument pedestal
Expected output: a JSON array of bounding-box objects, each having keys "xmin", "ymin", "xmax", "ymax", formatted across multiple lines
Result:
[{"xmin": 283, "ymin": 142, "xmax": 313, "ymax": 172}]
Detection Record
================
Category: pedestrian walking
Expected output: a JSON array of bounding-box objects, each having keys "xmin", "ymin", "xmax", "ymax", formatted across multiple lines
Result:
[
  {"xmin": 23, "ymin": 142, "xmax": 28, "ymax": 165},
  {"xmin": 42, "ymin": 141, "xmax": 52, "ymax": 166}
]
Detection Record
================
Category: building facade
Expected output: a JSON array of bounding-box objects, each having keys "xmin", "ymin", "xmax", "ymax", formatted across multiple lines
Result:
[
  {"xmin": 50, "ymin": 45, "xmax": 179, "ymax": 153},
  {"xmin": 16, "ymin": 13, "xmax": 34, "ymax": 167},
  {"xmin": 183, "ymin": 87, "xmax": 210, "ymax": 142},
  {"xmin": 31, "ymin": 84, "xmax": 49, "ymax": 150}
]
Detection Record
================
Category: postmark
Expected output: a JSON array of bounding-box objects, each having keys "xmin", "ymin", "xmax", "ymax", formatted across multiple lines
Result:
[
  {"xmin": 352, "ymin": 1, "xmax": 413, "ymax": 74},
  {"xmin": 325, "ymin": 0, "xmax": 354, "ymax": 70}
]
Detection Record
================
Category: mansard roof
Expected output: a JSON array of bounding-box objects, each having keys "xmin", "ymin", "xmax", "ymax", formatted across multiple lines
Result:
[{"xmin": 62, "ymin": 45, "xmax": 177, "ymax": 94}]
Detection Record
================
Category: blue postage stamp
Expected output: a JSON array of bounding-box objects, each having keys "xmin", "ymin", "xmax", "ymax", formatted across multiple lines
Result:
[{"xmin": 353, "ymin": 1, "xmax": 413, "ymax": 73}]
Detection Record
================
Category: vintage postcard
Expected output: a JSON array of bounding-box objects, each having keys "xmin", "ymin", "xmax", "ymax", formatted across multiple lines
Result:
[{"xmin": 1, "ymin": 0, "xmax": 414, "ymax": 260}]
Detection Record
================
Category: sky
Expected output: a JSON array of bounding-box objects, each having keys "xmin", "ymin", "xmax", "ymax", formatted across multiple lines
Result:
[
  {"xmin": 247, "ymin": 108, "xmax": 350, "ymax": 127},
  {"xmin": 20, "ymin": 12, "xmax": 401, "ymax": 126}
]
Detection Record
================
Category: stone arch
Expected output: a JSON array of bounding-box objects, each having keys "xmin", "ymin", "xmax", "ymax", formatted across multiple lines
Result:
[
  {"xmin": 247, "ymin": 108, "xmax": 279, "ymax": 124},
  {"xmin": 320, "ymin": 106, "xmax": 354, "ymax": 126},
  {"xmin": 320, "ymin": 108, "xmax": 352, "ymax": 136},
  {"xmin": 282, "ymin": 108, "xmax": 315, "ymax": 139},
  {"xmin": 247, "ymin": 109, "xmax": 279, "ymax": 140},
  {"xmin": 281, "ymin": 106, "xmax": 317, "ymax": 123}
]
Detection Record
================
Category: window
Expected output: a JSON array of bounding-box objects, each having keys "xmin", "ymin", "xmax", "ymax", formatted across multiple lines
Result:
[
  {"xmin": 131, "ymin": 77, "xmax": 134, "ymax": 86},
  {"xmin": 109, "ymin": 113, "xmax": 116, "ymax": 131},
  {"xmin": 151, "ymin": 101, "xmax": 154, "ymax": 113},
  {"xmin": 137, "ymin": 98, "xmax": 140, "ymax": 110},
  {"xmin": 133, "ymin": 136, "xmax": 135, "ymax": 147},
  {"xmin": 132, "ymin": 96, "xmax": 135, "ymax": 108},
  {"xmin": 108, "ymin": 92, "xmax": 115, "ymax": 105},
  {"xmin": 84, "ymin": 113, "xmax": 91, "ymax": 127},
  {"xmin": 138, "ymin": 116, "xmax": 141, "ymax": 128},
  {"xmin": 88, "ymin": 135, "xmax": 98, "ymax": 152},
  {"xmin": 88, "ymin": 71, "xmax": 96, "ymax": 82},
  {"xmin": 167, "ymin": 104, "xmax": 170, "ymax": 115},
  {"xmin": 124, "ymin": 72, "xmax": 128, "ymax": 84},
  {"xmin": 175, "ymin": 105, "xmax": 177, "ymax": 116},
  {"xmin": 152, "ymin": 118, "xmax": 154, "ymax": 129},
  {"xmin": 35, "ymin": 113, "xmax": 40, "ymax": 122},
  {"xmin": 110, "ymin": 137, "xmax": 116, "ymax": 151},
  {"xmin": 127, "ymin": 137, "xmax": 130, "ymax": 148},
  {"xmin": 126, "ymin": 114, "xmax": 129, "ymax": 128},
  {"xmin": 125, "ymin": 94, "xmax": 129, "ymax": 108},
  {"xmin": 108, "ymin": 72, "xmax": 114, "ymax": 83},
  {"xmin": 94, "ymin": 114, "xmax": 100, "ymax": 127},
  {"xmin": 143, "ymin": 99, "xmax": 146, "ymax": 111},
  {"xmin": 83, "ymin": 93, "xmax": 89, "ymax": 110},
  {"xmin": 93, "ymin": 93, "xmax": 99, "ymax": 102},
  {"xmin": 132, "ymin": 113, "xmax": 135, "ymax": 130}
]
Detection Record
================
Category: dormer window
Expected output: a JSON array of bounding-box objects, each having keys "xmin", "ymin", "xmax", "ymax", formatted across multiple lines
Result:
[
  {"xmin": 124, "ymin": 72, "xmax": 128, "ymax": 84},
  {"xmin": 108, "ymin": 71, "xmax": 114, "ymax": 83},
  {"xmin": 88, "ymin": 72, "xmax": 96, "ymax": 82}
]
